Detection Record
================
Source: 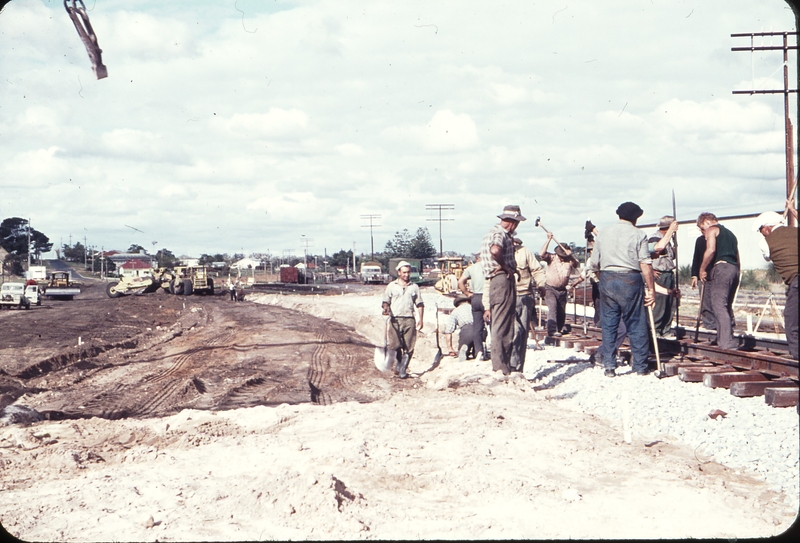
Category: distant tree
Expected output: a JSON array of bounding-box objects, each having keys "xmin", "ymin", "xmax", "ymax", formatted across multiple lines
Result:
[
  {"xmin": 408, "ymin": 227, "xmax": 437, "ymax": 259},
  {"xmin": 127, "ymin": 244, "xmax": 145, "ymax": 253},
  {"xmin": 62, "ymin": 242, "xmax": 86, "ymax": 263},
  {"xmin": 156, "ymin": 248, "xmax": 178, "ymax": 268},
  {"xmin": 384, "ymin": 229, "xmax": 412, "ymax": 258},
  {"xmin": 199, "ymin": 253, "xmax": 227, "ymax": 265},
  {"xmin": 0, "ymin": 217, "xmax": 53, "ymax": 258},
  {"xmin": 3, "ymin": 253, "xmax": 25, "ymax": 277},
  {"xmin": 329, "ymin": 249, "xmax": 353, "ymax": 268}
]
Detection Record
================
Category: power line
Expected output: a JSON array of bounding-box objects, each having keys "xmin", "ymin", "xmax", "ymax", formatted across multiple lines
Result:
[
  {"xmin": 425, "ymin": 204, "xmax": 454, "ymax": 257},
  {"xmin": 731, "ymin": 30, "xmax": 798, "ymax": 226},
  {"xmin": 360, "ymin": 214, "xmax": 381, "ymax": 261}
]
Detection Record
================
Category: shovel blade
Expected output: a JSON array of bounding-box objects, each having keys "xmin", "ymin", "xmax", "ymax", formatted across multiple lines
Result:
[
  {"xmin": 373, "ymin": 347, "xmax": 393, "ymax": 373},
  {"xmin": 431, "ymin": 349, "xmax": 443, "ymax": 371}
]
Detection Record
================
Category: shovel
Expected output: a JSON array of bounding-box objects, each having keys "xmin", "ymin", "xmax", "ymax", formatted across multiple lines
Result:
[
  {"xmin": 373, "ymin": 316, "xmax": 394, "ymax": 373},
  {"xmin": 647, "ymin": 304, "xmax": 665, "ymax": 378},
  {"xmin": 431, "ymin": 303, "xmax": 443, "ymax": 370}
]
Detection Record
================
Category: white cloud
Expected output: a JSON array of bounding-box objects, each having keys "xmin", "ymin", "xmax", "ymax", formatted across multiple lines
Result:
[{"xmin": 213, "ymin": 109, "xmax": 310, "ymax": 139}]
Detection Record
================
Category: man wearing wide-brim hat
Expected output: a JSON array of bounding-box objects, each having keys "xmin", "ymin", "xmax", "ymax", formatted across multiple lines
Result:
[
  {"xmin": 480, "ymin": 205, "xmax": 525, "ymax": 375},
  {"xmin": 441, "ymin": 294, "xmax": 478, "ymax": 362},
  {"xmin": 647, "ymin": 216, "xmax": 680, "ymax": 337},
  {"xmin": 539, "ymin": 232, "xmax": 579, "ymax": 339},
  {"xmin": 590, "ymin": 202, "xmax": 656, "ymax": 377}
]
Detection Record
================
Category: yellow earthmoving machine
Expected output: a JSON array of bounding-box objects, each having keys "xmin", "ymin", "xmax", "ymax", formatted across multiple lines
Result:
[
  {"xmin": 44, "ymin": 271, "xmax": 82, "ymax": 300},
  {"xmin": 170, "ymin": 266, "xmax": 215, "ymax": 295}
]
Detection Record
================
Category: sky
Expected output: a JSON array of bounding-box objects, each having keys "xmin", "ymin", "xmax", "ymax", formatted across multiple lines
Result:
[{"xmin": 0, "ymin": 0, "xmax": 796, "ymax": 268}]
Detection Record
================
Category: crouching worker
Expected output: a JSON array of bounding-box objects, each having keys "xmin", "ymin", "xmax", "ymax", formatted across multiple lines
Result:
[
  {"xmin": 442, "ymin": 295, "xmax": 477, "ymax": 361},
  {"xmin": 382, "ymin": 261, "xmax": 424, "ymax": 378}
]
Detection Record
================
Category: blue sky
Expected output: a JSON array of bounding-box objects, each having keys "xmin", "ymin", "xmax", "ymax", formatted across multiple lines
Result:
[{"xmin": 0, "ymin": 0, "xmax": 796, "ymax": 266}]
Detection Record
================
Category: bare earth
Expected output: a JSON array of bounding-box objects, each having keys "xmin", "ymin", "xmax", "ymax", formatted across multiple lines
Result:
[{"xmin": 0, "ymin": 282, "xmax": 795, "ymax": 540}]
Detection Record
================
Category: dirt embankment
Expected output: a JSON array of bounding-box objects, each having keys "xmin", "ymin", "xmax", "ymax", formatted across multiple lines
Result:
[{"xmin": 0, "ymin": 282, "xmax": 400, "ymax": 421}]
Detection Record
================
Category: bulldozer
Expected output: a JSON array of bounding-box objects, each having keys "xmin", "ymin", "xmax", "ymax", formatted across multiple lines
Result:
[{"xmin": 44, "ymin": 271, "xmax": 82, "ymax": 300}]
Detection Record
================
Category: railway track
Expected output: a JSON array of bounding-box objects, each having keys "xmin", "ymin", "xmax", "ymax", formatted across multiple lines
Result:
[{"xmin": 546, "ymin": 314, "xmax": 799, "ymax": 408}]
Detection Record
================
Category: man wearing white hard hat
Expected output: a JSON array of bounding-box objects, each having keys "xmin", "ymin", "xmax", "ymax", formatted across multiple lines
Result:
[{"xmin": 754, "ymin": 211, "xmax": 798, "ymax": 360}]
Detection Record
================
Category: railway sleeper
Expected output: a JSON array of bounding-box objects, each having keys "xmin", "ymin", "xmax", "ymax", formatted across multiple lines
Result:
[
  {"xmin": 702, "ymin": 371, "xmax": 768, "ymax": 389},
  {"xmin": 730, "ymin": 379, "xmax": 799, "ymax": 398},
  {"xmin": 678, "ymin": 365, "xmax": 734, "ymax": 382},
  {"xmin": 764, "ymin": 387, "xmax": 800, "ymax": 408}
]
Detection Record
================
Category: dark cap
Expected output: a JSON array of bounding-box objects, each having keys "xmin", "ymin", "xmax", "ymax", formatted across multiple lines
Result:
[
  {"xmin": 555, "ymin": 244, "xmax": 569, "ymax": 257},
  {"xmin": 616, "ymin": 202, "xmax": 643, "ymax": 222}
]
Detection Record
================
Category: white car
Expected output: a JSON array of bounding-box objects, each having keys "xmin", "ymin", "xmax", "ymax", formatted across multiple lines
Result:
[{"xmin": 0, "ymin": 282, "xmax": 31, "ymax": 310}]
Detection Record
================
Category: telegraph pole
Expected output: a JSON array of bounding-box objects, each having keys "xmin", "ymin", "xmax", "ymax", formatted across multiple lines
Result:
[
  {"xmin": 425, "ymin": 203, "xmax": 454, "ymax": 257},
  {"xmin": 360, "ymin": 214, "xmax": 381, "ymax": 261},
  {"xmin": 732, "ymin": 31, "xmax": 798, "ymax": 226}
]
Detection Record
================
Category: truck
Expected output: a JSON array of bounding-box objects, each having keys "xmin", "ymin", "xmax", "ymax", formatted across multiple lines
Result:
[
  {"xmin": 26, "ymin": 266, "xmax": 47, "ymax": 281},
  {"xmin": 0, "ymin": 282, "xmax": 31, "ymax": 310},
  {"xmin": 388, "ymin": 258, "xmax": 422, "ymax": 284},
  {"xmin": 44, "ymin": 271, "xmax": 81, "ymax": 300},
  {"xmin": 359, "ymin": 261, "xmax": 384, "ymax": 284}
]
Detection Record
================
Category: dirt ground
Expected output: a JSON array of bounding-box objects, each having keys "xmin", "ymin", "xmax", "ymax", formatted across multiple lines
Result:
[{"xmin": 0, "ymin": 280, "xmax": 796, "ymax": 540}]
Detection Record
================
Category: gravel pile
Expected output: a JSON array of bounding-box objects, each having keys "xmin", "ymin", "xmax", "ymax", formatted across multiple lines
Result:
[{"xmin": 520, "ymin": 343, "xmax": 799, "ymax": 510}]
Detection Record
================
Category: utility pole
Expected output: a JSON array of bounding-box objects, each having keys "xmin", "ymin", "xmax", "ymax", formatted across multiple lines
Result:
[
  {"xmin": 300, "ymin": 235, "xmax": 313, "ymax": 282},
  {"xmin": 425, "ymin": 203, "xmax": 454, "ymax": 257},
  {"xmin": 360, "ymin": 214, "xmax": 381, "ymax": 261},
  {"xmin": 27, "ymin": 218, "xmax": 32, "ymax": 271},
  {"xmin": 732, "ymin": 31, "xmax": 798, "ymax": 226}
]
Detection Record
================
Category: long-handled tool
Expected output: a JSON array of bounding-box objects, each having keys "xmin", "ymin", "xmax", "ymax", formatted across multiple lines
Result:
[
  {"xmin": 647, "ymin": 305, "xmax": 665, "ymax": 378},
  {"xmin": 431, "ymin": 303, "xmax": 443, "ymax": 370},
  {"xmin": 694, "ymin": 281, "xmax": 705, "ymax": 343},
  {"xmin": 671, "ymin": 189, "xmax": 684, "ymax": 338},
  {"xmin": 534, "ymin": 217, "xmax": 565, "ymax": 248}
]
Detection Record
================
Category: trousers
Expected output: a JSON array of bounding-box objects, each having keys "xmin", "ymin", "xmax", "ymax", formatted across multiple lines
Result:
[
  {"xmin": 489, "ymin": 273, "xmax": 516, "ymax": 375},
  {"xmin": 511, "ymin": 293, "xmax": 535, "ymax": 371},
  {"xmin": 706, "ymin": 262, "xmax": 739, "ymax": 349},
  {"xmin": 598, "ymin": 271, "xmax": 650, "ymax": 373}
]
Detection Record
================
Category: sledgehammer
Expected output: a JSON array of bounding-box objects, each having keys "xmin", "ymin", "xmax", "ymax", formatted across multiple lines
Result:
[{"xmin": 534, "ymin": 217, "xmax": 565, "ymax": 248}]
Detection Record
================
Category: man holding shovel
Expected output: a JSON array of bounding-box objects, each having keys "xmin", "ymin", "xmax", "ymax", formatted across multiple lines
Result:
[{"xmin": 382, "ymin": 261, "xmax": 425, "ymax": 379}]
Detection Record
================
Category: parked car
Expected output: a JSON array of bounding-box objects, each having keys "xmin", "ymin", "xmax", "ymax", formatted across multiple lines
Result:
[{"xmin": 0, "ymin": 282, "xmax": 31, "ymax": 310}]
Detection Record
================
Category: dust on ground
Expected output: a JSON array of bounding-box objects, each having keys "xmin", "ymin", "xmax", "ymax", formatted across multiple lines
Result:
[{"xmin": 0, "ymin": 281, "xmax": 795, "ymax": 540}]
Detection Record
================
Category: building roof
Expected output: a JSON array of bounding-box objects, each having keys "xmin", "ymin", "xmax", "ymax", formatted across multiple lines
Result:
[{"xmin": 119, "ymin": 259, "xmax": 153, "ymax": 269}]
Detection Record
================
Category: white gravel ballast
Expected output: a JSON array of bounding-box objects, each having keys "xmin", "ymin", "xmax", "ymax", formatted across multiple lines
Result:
[{"xmin": 519, "ymin": 344, "xmax": 799, "ymax": 511}]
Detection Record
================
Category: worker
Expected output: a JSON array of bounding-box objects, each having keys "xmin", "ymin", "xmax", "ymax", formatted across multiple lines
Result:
[
  {"xmin": 539, "ymin": 233, "xmax": 580, "ymax": 339},
  {"xmin": 590, "ymin": 202, "xmax": 656, "ymax": 377},
  {"xmin": 697, "ymin": 212, "xmax": 740, "ymax": 350},
  {"xmin": 381, "ymin": 261, "xmax": 424, "ymax": 379},
  {"xmin": 458, "ymin": 254, "xmax": 489, "ymax": 360},
  {"xmin": 481, "ymin": 204, "xmax": 525, "ymax": 375},
  {"xmin": 648, "ymin": 216, "xmax": 680, "ymax": 337},
  {"xmin": 511, "ymin": 237, "xmax": 546, "ymax": 371},
  {"xmin": 754, "ymin": 211, "xmax": 798, "ymax": 360},
  {"xmin": 441, "ymin": 295, "xmax": 477, "ymax": 361}
]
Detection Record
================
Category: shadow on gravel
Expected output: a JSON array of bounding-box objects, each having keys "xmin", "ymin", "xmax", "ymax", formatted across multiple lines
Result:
[{"xmin": 529, "ymin": 361, "xmax": 592, "ymax": 391}]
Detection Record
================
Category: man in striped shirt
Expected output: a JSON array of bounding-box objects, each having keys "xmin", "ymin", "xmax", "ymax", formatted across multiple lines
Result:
[{"xmin": 481, "ymin": 205, "xmax": 525, "ymax": 375}]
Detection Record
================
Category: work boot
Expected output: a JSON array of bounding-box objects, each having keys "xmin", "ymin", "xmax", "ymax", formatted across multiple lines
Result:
[{"xmin": 458, "ymin": 344, "xmax": 468, "ymax": 362}]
